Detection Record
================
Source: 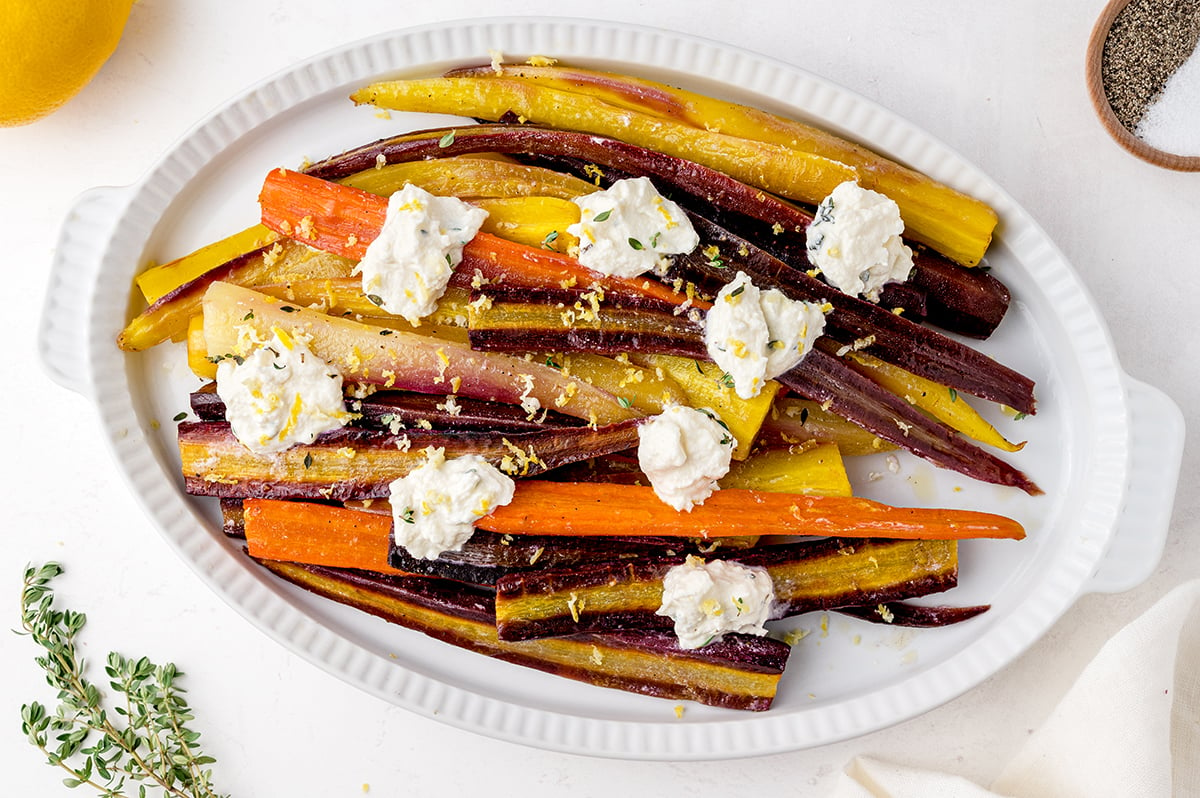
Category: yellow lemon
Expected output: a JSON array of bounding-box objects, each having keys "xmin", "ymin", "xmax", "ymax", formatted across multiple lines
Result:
[{"xmin": 0, "ymin": 0, "xmax": 134, "ymax": 127}]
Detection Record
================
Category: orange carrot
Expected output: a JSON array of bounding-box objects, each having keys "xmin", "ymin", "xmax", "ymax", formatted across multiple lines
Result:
[
  {"xmin": 243, "ymin": 498, "xmax": 407, "ymax": 575},
  {"xmin": 257, "ymin": 168, "xmax": 708, "ymax": 310},
  {"xmin": 259, "ymin": 168, "xmax": 381, "ymax": 259},
  {"xmin": 478, "ymin": 482, "xmax": 1024, "ymax": 541},
  {"xmin": 246, "ymin": 482, "xmax": 1023, "ymax": 565}
]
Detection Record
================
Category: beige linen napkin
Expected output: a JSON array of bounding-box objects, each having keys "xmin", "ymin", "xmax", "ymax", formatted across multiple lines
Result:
[{"xmin": 829, "ymin": 579, "xmax": 1200, "ymax": 798}]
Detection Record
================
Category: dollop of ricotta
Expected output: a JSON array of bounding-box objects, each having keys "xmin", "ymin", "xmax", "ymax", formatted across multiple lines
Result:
[
  {"xmin": 355, "ymin": 183, "xmax": 489, "ymax": 323},
  {"xmin": 704, "ymin": 271, "xmax": 827, "ymax": 400},
  {"xmin": 657, "ymin": 556, "xmax": 775, "ymax": 649},
  {"xmin": 637, "ymin": 405, "xmax": 733, "ymax": 512},
  {"xmin": 567, "ymin": 177, "xmax": 699, "ymax": 278},
  {"xmin": 388, "ymin": 447, "xmax": 516, "ymax": 560},
  {"xmin": 805, "ymin": 181, "xmax": 914, "ymax": 302},
  {"xmin": 215, "ymin": 327, "xmax": 351, "ymax": 455}
]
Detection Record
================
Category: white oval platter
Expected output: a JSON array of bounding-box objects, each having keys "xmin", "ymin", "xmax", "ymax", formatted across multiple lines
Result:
[{"xmin": 39, "ymin": 17, "xmax": 1184, "ymax": 759}]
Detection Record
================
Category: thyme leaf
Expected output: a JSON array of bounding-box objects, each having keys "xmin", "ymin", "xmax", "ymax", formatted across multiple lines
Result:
[{"xmin": 18, "ymin": 563, "xmax": 227, "ymax": 798}]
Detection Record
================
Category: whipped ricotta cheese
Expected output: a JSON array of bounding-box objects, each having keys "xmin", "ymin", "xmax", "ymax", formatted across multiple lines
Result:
[
  {"xmin": 215, "ymin": 327, "xmax": 351, "ymax": 455},
  {"xmin": 389, "ymin": 447, "xmax": 516, "ymax": 560},
  {"xmin": 567, "ymin": 177, "xmax": 699, "ymax": 278},
  {"xmin": 637, "ymin": 405, "xmax": 733, "ymax": 512},
  {"xmin": 805, "ymin": 181, "xmax": 914, "ymax": 302},
  {"xmin": 704, "ymin": 271, "xmax": 826, "ymax": 400},
  {"xmin": 355, "ymin": 182, "xmax": 489, "ymax": 323},
  {"xmin": 657, "ymin": 555, "xmax": 775, "ymax": 649}
]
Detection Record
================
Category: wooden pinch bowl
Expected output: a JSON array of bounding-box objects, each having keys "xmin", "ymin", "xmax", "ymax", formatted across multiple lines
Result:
[{"xmin": 1086, "ymin": 0, "xmax": 1200, "ymax": 171}]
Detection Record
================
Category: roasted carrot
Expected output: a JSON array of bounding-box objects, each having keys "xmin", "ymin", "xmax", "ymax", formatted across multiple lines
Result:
[
  {"xmin": 243, "ymin": 499, "xmax": 407, "ymax": 574},
  {"xmin": 256, "ymin": 168, "xmax": 707, "ymax": 311},
  {"xmin": 443, "ymin": 63, "xmax": 998, "ymax": 267},
  {"xmin": 136, "ymin": 223, "xmax": 281, "ymax": 304},
  {"xmin": 479, "ymin": 482, "xmax": 1024, "ymax": 541},
  {"xmin": 845, "ymin": 350, "xmax": 1025, "ymax": 453},
  {"xmin": 463, "ymin": 228, "xmax": 708, "ymax": 310},
  {"xmin": 258, "ymin": 168, "xmax": 382, "ymax": 259},
  {"xmin": 350, "ymin": 77, "xmax": 857, "ymax": 219},
  {"xmin": 246, "ymin": 480, "xmax": 1023, "ymax": 565}
]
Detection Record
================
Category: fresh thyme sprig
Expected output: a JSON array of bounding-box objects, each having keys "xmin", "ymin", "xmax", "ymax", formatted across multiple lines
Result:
[{"xmin": 18, "ymin": 563, "xmax": 227, "ymax": 798}]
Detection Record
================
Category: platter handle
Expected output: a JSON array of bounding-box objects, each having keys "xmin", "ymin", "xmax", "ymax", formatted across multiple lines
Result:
[
  {"xmin": 38, "ymin": 186, "xmax": 131, "ymax": 397},
  {"xmin": 1086, "ymin": 375, "xmax": 1185, "ymax": 594}
]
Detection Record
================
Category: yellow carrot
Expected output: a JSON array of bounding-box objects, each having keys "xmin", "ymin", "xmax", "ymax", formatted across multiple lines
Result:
[
  {"xmin": 351, "ymin": 77, "xmax": 858, "ymax": 210},
  {"xmin": 720, "ymin": 443, "xmax": 853, "ymax": 498},
  {"xmin": 340, "ymin": 155, "xmax": 594, "ymax": 200},
  {"xmin": 450, "ymin": 63, "xmax": 997, "ymax": 265},
  {"xmin": 472, "ymin": 196, "xmax": 580, "ymax": 252},
  {"xmin": 136, "ymin": 224, "xmax": 281, "ymax": 304},
  {"xmin": 846, "ymin": 351, "xmax": 1024, "ymax": 452},
  {"xmin": 630, "ymin": 354, "xmax": 778, "ymax": 461}
]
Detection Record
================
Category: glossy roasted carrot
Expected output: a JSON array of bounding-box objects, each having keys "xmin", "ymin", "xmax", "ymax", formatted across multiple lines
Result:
[
  {"xmin": 471, "ymin": 195, "xmax": 581, "ymax": 251},
  {"xmin": 136, "ymin": 224, "xmax": 281, "ymax": 304},
  {"xmin": 201, "ymin": 281, "xmax": 639, "ymax": 426},
  {"xmin": 350, "ymin": 77, "xmax": 858, "ymax": 213},
  {"xmin": 258, "ymin": 168, "xmax": 382, "ymax": 259},
  {"xmin": 136, "ymin": 157, "xmax": 593, "ymax": 308},
  {"xmin": 243, "ymin": 499, "xmax": 407, "ymax": 574},
  {"xmin": 339, "ymin": 155, "xmax": 596, "ymax": 202},
  {"xmin": 117, "ymin": 239, "xmax": 355, "ymax": 352},
  {"xmin": 844, "ymin": 350, "xmax": 1025, "ymax": 452},
  {"xmin": 444, "ymin": 63, "xmax": 998, "ymax": 266},
  {"xmin": 246, "ymin": 480, "xmax": 1023, "ymax": 558},
  {"xmin": 241, "ymin": 441, "xmax": 855, "ymax": 571},
  {"xmin": 479, "ymin": 482, "xmax": 1025, "ymax": 541},
  {"xmin": 256, "ymin": 168, "xmax": 706, "ymax": 311}
]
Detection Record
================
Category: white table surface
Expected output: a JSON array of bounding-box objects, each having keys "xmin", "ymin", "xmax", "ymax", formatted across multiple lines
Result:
[{"xmin": 2, "ymin": 1, "xmax": 1196, "ymax": 794}]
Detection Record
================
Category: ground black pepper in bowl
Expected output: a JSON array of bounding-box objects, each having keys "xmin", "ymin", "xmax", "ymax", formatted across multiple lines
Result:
[
  {"xmin": 1088, "ymin": 0, "xmax": 1200, "ymax": 169},
  {"xmin": 1102, "ymin": 0, "xmax": 1200, "ymax": 131}
]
